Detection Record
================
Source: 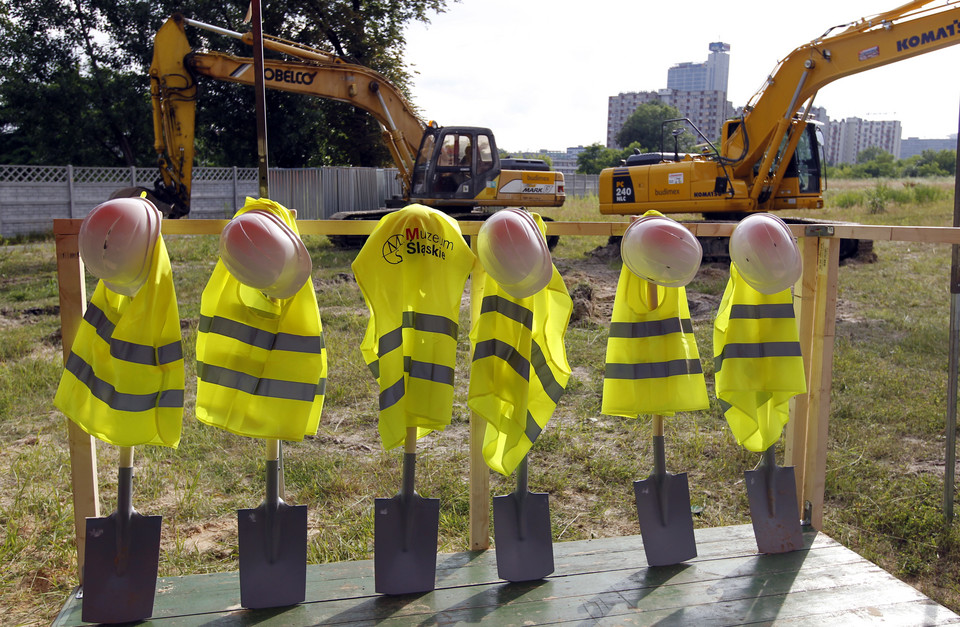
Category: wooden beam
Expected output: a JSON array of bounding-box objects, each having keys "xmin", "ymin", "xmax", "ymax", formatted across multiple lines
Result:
[
  {"xmin": 54, "ymin": 220, "xmax": 99, "ymax": 583},
  {"xmin": 58, "ymin": 216, "xmax": 960, "ymax": 244}
]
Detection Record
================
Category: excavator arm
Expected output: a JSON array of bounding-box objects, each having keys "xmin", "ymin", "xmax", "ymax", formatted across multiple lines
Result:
[
  {"xmin": 725, "ymin": 0, "xmax": 960, "ymax": 195},
  {"xmin": 600, "ymin": 0, "xmax": 960, "ymax": 223},
  {"xmin": 146, "ymin": 13, "xmax": 564, "ymax": 221},
  {"xmin": 149, "ymin": 13, "xmax": 425, "ymax": 215}
]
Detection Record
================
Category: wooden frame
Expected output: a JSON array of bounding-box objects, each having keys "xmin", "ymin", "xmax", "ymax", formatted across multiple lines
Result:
[{"xmin": 53, "ymin": 218, "xmax": 960, "ymax": 580}]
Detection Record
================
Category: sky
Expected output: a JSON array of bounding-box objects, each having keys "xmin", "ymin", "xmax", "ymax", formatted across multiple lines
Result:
[{"xmin": 403, "ymin": 0, "xmax": 960, "ymax": 152}]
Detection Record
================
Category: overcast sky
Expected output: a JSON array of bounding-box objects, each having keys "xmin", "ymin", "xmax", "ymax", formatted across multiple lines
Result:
[{"xmin": 403, "ymin": 0, "xmax": 960, "ymax": 152}]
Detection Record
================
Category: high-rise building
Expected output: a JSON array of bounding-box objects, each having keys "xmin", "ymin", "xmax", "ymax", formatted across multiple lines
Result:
[{"xmin": 667, "ymin": 42, "xmax": 730, "ymax": 93}]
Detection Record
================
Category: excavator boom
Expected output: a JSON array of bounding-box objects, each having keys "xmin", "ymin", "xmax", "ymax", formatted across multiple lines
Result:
[
  {"xmin": 599, "ymin": 0, "xmax": 960, "ymax": 224},
  {"xmin": 726, "ymin": 0, "xmax": 960, "ymax": 180},
  {"xmin": 144, "ymin": 14, "xmax": 564, "ymax": 221}
]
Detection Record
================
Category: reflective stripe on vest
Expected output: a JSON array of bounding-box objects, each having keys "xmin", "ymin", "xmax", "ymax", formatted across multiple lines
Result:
[
  {"xmin": 352, "ymin": 204, "xmax": 475, "ymax": 450},
  {"xmin": 195, "ymin": 199, "xmax": 327, "ymax": 441},
  {"xmin": 713, "ymin": 264, "xmax": 806, "ymax": 453},
  {"xmin": 54, "ymin": 236, "xmax": 185, "ymax": 448},
  {"xmin": 602, "ymin": 266, "xmax": 709, "ymax": 418},
  {"xmin": 468, "ymin": 253, "xmax": 573, "ymax": 476}
]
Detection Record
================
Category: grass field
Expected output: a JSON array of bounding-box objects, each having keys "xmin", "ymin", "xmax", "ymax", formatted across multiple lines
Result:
[{"xmin": 2, "ymin": 179, "xmax": 960, "ymax": 624}]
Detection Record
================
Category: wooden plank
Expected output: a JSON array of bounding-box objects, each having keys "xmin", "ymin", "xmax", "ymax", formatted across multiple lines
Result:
[
  {"xmin": 57, "ymin": 216, "xmax": 960, "ymax": 243},
  {"xmin": 54, "ymin": 223, "xmax": 99, "ymax": 584},
  {"xmin": 56, "ymin": 527, "xmax": 959, "ymax": 626}
]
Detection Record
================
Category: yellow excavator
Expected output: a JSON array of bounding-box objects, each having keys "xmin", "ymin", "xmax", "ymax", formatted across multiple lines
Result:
[
  {"xmin": 598, "ymin": 0, "xmax": 960, "ymax": 257},
  {"xmin": 140, "ymin": 13, "xmax": 564, "ymax": 240}
]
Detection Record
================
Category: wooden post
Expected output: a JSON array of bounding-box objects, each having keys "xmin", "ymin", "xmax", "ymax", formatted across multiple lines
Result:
[
  {"xmin": 785, "ymin": 236, "xmax": 821, "ymax": 518},
  {"xmin": 468, "ymin": 236, "xmax": 490, "ymax": 550},
  {"xmin": 54, "ymin": 220, "xmax": 99, "ymax": 582},
  {"xmin": 790, "ymin": 236, "xmax": 840, "ymax": 529}
]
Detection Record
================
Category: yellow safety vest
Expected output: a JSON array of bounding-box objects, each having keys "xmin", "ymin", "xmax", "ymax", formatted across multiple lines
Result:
[
  {"xmin": 713, "ymin": 263, "xmax": 806, "ymax": 452},
  {"xmin": 602, "ymin": 267, "xmax": 708, "ymax": 417},
  {"xmin": 55, "ymin": 236, "xmax": 184, "ymax": 447},
  {"xmin": 468, "ymin": 214, "xmax": 572, "ymax": 476},
  {"xmin": 195, "ymin": 199, "xmax": 327, "ymax": 441},
  {"xmin": 352, "ymin": 204, "xmax": 475, "ymax": 450}
]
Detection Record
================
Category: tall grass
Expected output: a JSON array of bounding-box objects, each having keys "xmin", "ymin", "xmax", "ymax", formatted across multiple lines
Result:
[{"xmin": 3, "ymin": 190, "xmax": 960, "ymax": 622}]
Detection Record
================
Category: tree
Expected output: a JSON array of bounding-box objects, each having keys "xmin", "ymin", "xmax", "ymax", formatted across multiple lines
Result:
[
  {"xmin": 615, "ymin": 101, "xmax": 694, "ymax": 153},
  {"xmin": 852, "ymin": 147, "xmax": 896, "ymax": 178},
  {"xmin": 576, "ymin": 143, "xmax": 623, "ymax": 174},
  {"xmin": 0, "ymin": 0, "xmax": 453, "ymax": 167},
  {"xmin": 901, "ymin": 149, "xmax": 956, "ymax": 177},
  {"xmin": 0, "ymin": 0, "xmax": 156, "ymax": 165}
]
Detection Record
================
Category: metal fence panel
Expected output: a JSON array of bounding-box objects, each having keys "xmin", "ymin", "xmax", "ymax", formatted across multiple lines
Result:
[{"xmin": 0, "ymin": 165, "xmax": 597, "ymax": 237}]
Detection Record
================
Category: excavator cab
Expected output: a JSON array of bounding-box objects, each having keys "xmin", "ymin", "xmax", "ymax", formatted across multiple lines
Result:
[{"xmin": 410, "ymin": 126, "xmax": 500, "ymax": 204}]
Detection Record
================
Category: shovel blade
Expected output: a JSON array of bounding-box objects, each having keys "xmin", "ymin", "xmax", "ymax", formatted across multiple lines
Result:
[
  {"xmin": 238, "ymin": 502, "xmax": 308, "ymax": 609},
  {"xmin": 493, "ymin": 491, "xmax": 554, "ymax": 582},
  {"xmin": 82, "ymin": 512, "xmax": 162, "ymax": 624},
  {"xmin": 634, "ymin": 472, "xmax": 697, "ymax": 566},
  {"xmin": 745, "ymin": 464, "xmax": 803, "ymax": 554},
  {"xmin": 374, "ymin": 494, "xmax": 439, "ymax": 595}
]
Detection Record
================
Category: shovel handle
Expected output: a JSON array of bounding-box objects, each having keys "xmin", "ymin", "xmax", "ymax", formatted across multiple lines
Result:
[
  {"xmin": 401, "ymin": 428, "xmax": 418, "ymax": 499},
  {"xmin": 266, "ymin": 438, "xmax": 280, "ymax": 462},
  {"xmin": 264, "ymin": 439, "xmax": 281, "ymax": 510},
  {"xmin": 646, "ymin": 282, "xmax": 665, "ymax": 439},
  {"xmin": 762, "ymin": 445, "xmax": 778, "ymax": 518},
  {"xmin": 116, "ymin": 446, "xmax": 135, "ymax": 523},
  {"xmin": 761, "ymin": 445, "xmax": 777, "ymax": 469},
  {"xmin": 119, "ymin": 445, "xmax": 134, "ymax": 469},
  {"xmin": 515, "ymin": 456, "xmax": 529, "ymax": 497}
]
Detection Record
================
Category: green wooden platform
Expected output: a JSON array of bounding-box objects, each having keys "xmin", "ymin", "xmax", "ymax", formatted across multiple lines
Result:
[{"xmin": 54, "ymin": 524, "xmax": 960, "ymax": 626}]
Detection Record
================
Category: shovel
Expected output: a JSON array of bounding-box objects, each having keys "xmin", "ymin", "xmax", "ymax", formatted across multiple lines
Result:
[
  {"xmin": 82, "ymin": 446, "xmax": 162, "ymax": 624},
  {"xmin": 745, "ymin": 444, "xmax": 803, "ymax": 554},
  {"xmin": 375, "ymin": 427, "xmax": 439, "ymax": 595},
  {"xmin": 633, "ymin": 417, "xmax": 698, "ymax": 566},
  {"xmin": 238, "ymin": 439, "xmax": 307, "ymax": 609},
  {"xmin": 493, "ymin": 455, "xmax": 554, "ymax": 582},
  {"xmin": 632, "ymin": 280, "xmax": 697, "ymax": 567}
]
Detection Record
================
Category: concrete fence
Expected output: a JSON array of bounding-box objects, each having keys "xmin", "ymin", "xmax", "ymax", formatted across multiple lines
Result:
[{"xmin": 0, "ymin": 165, "xmax": 598, "ymax": 238}]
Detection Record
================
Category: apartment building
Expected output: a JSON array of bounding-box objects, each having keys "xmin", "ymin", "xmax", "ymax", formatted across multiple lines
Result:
[{"xmin": 824, "ymin": 117, "xmax": 902, "ymax": 164}]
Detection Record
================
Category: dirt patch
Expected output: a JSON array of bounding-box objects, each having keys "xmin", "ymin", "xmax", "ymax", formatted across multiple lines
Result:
[
  {"xmin": 557, "ymin": 245, "xmax": 726, "ymax": 326},
  {"xmin": 171, "ymin": 518, "xmax": 236, "ymax": 559}
]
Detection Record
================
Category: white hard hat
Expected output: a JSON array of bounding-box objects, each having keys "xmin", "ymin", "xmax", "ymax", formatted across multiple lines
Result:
[
  {"xmin": 477, "ymin": 209, "xmax": 552, "ymax": 299},
  {"xmin": 620, "ymin": 213, "xmax": 702, "ymax": 287},
  {"xmin": 79, "ymin": 197, "xmax": 162, "ymax": 297},
  {"xmin": 219, "ymin": 209, "xmax": 312, "ymax": 299},
  {"xmin": 729, "ymin": 213, "xmax": 802, "ymax": 294}
]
